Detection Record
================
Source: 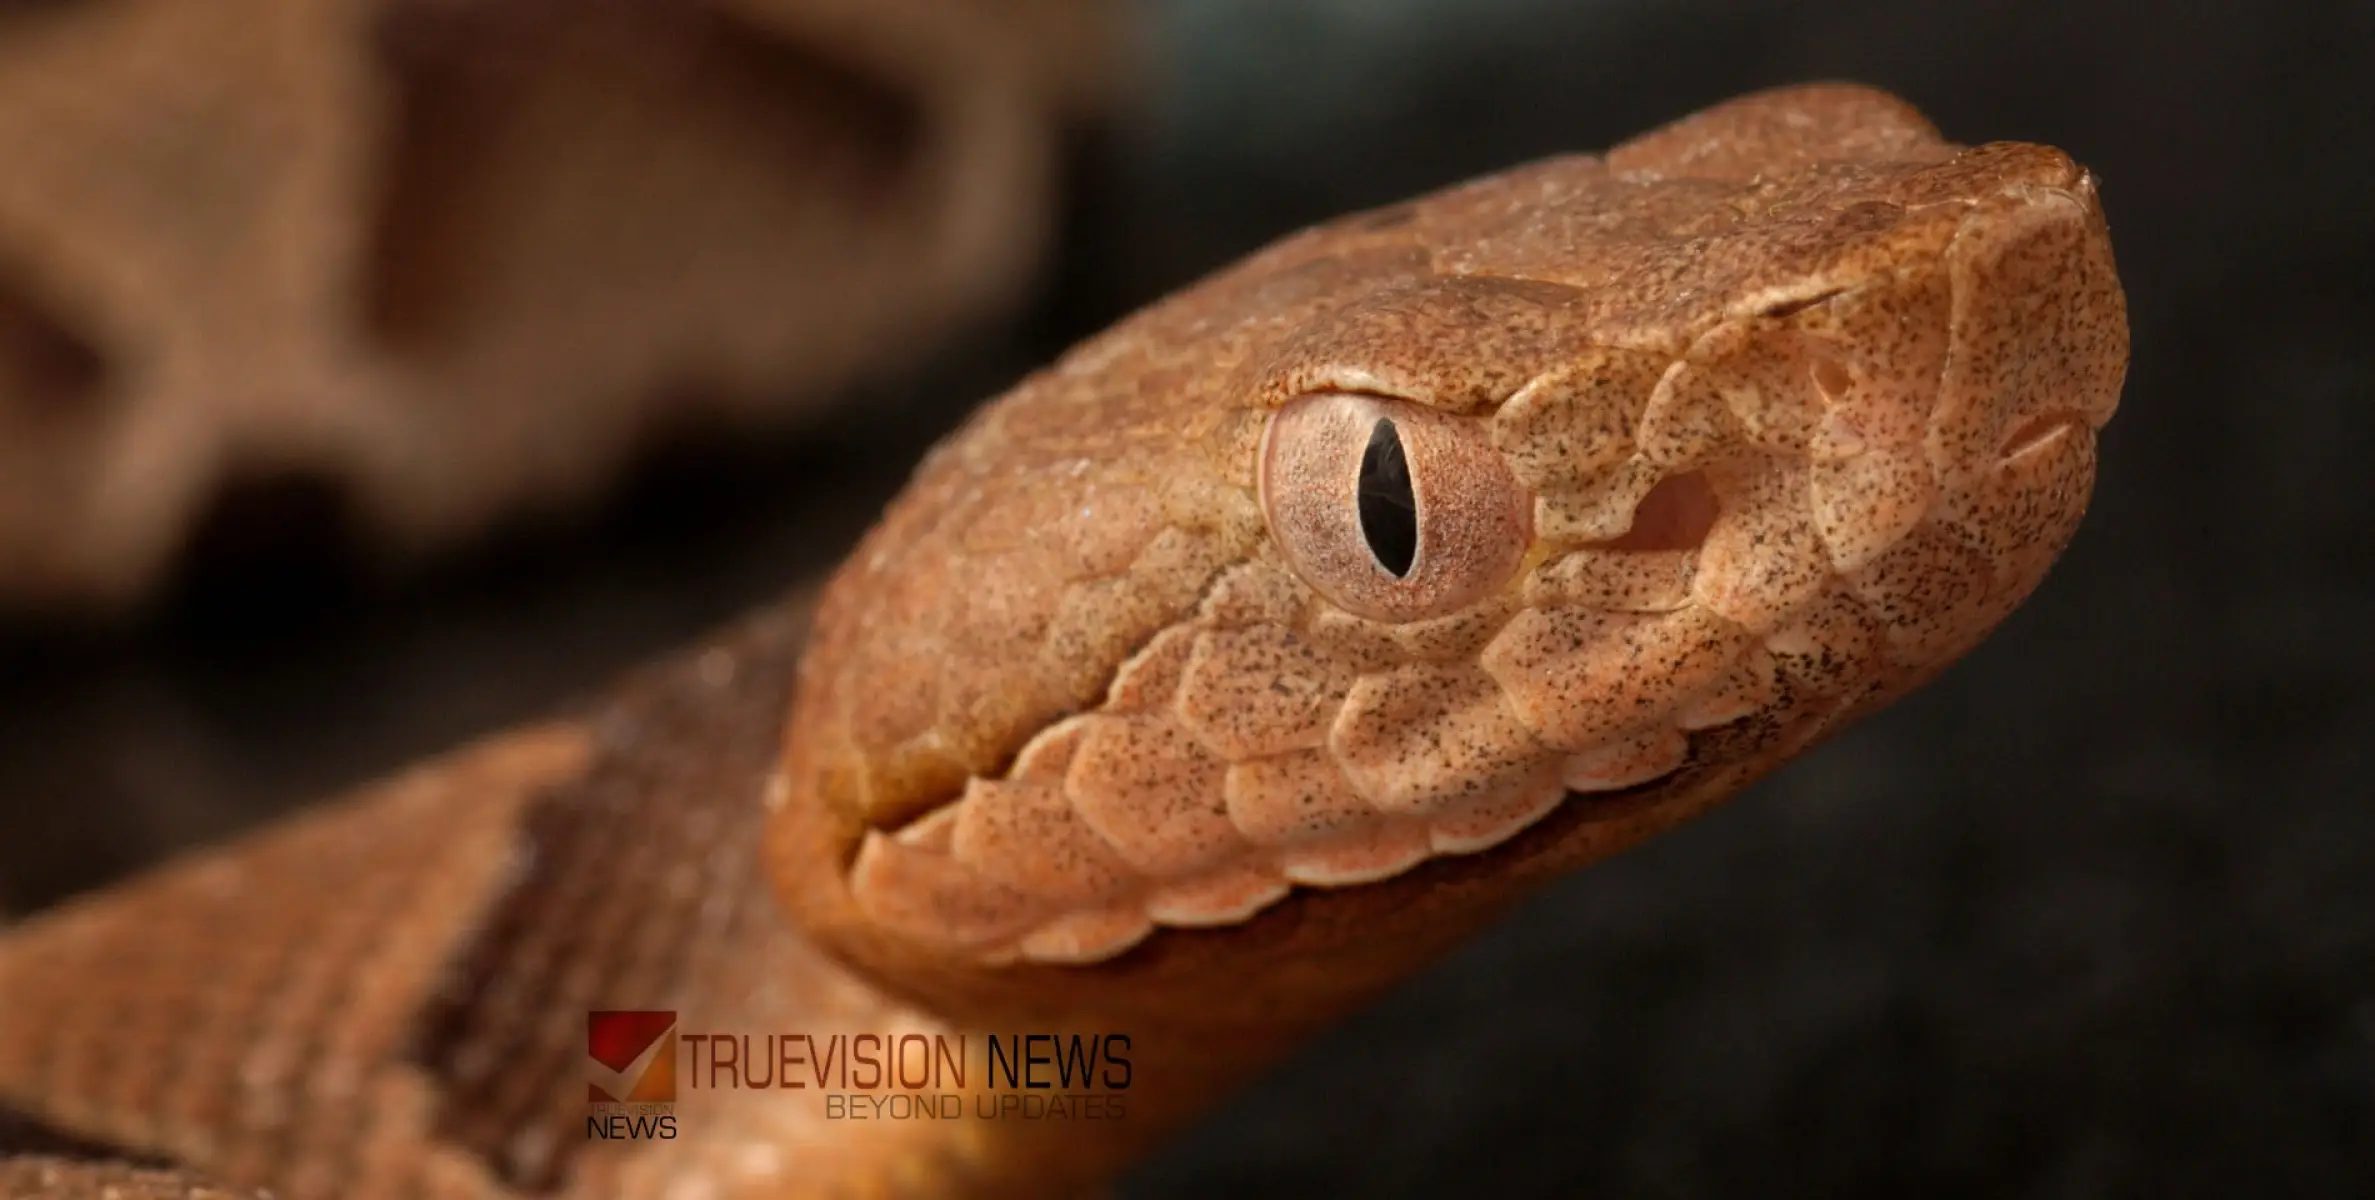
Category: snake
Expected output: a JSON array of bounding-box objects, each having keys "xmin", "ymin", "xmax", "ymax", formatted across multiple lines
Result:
[{"xmin": 0, "ymin": 83, "xmax": 2127, "ymax": 1199}]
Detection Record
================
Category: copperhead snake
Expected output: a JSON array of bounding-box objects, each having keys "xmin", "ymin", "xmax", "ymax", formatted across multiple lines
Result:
[{"xmin": 0, "ymin": 84, "xmax": 2128, "ymax": 1198}]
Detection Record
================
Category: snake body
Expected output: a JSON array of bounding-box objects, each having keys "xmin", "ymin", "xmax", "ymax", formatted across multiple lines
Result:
[{"xmin": 0, "ymin": 84, "xmax": 2127, "ymax": 1198}]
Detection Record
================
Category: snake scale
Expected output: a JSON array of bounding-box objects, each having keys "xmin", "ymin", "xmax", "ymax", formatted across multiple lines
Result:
[{"xmin": 0, "ymin": 84, "xmax": 2127, "ymax": 1198}]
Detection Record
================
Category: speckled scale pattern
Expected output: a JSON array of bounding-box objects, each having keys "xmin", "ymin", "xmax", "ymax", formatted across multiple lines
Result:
[{"xmin": 799, "ymin": 84, "xmax": 2128, "ymax": 966}]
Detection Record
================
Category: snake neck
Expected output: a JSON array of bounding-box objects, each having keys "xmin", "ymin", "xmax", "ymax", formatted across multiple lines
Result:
[{"xmin": 395, "ymin": 601, "xmax": 1253, "ymax": 1196}]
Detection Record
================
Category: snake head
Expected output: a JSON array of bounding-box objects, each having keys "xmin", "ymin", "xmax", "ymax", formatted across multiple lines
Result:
[{"xmin": 769, "ymin": 85, "xmax": 2125, "ymax": 1034}]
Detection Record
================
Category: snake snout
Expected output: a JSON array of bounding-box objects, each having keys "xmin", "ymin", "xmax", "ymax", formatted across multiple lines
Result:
[{"xmin": 1856, "ymin": 176, "xmax": 2126, "ymax": 673}]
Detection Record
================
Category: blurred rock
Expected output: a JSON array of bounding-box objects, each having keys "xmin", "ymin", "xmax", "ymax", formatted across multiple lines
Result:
[{"xmin": 0, "ymin": 0, "xmax": 1122, "ymax": 607}]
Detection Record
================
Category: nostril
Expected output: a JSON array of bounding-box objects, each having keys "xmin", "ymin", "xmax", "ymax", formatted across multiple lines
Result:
[
  {"xmin": 1592, "ymin": 469, "xmax": 1718, "ymax": 552},
  {"xmin": 2000, "ymin": 411, "xmax": 2081, "ymax": 460}
]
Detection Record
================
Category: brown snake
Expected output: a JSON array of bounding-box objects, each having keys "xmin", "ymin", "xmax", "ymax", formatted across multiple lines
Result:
[{"xmin": 0, "ymin": 84, "xmax": 2127, "ymax": 1198}]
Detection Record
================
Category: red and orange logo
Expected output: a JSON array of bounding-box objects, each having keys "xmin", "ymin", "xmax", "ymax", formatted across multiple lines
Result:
[{"xmin": 587, "ymin": 1010, "xmax": 677, "ymax": 1103}]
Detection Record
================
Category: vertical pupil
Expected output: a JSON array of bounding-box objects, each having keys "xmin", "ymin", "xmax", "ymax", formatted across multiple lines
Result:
[{"xmin": 1357, "ymin": 418, "xmax": 1418, "ymax": 577}]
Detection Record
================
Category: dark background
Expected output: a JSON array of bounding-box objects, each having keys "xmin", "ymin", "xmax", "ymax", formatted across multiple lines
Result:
[{"xmin": 5, "ymin": 0, "xmax": 2372, "ymax": 1195}]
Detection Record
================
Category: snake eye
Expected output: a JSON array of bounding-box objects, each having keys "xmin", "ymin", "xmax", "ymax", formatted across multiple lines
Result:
[
  {"xmin": 1357, "ymin": 419, "xmax": 1419, "ymax": 577},
  {"xmin": 1260, "ymin": 392, "xmax": 1532, "ymax": 623}
]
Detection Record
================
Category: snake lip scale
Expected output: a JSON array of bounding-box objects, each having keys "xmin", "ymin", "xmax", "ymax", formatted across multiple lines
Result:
[{"xmin": 0, "ymin": 83, "xmax": 2126, "ymax": 1199}]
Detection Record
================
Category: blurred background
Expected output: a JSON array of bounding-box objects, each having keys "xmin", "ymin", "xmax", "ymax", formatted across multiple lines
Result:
[{"xmin": 2, "ymin": 0, "xmax": 2370, "ymax": 1195}]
